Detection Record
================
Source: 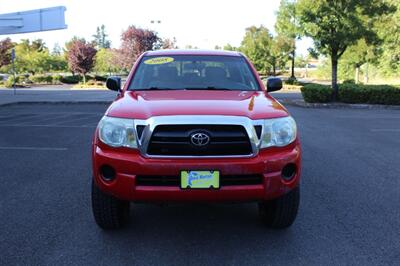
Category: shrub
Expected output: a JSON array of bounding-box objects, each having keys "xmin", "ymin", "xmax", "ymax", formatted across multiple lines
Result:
[
  {"xmin": 30, "ymin": 75, "xmax": 54, "ymax": 84},
  {"xmin": 301, "ymin": 83, "xmax": 400, "ymax": 105},
  {"xmin": 5, "ymin": 76, "xmax": 21, "ymax": 88},
  {"xmin": 339, "ymin": 84, "xmax": 400, "ymax": 105},
  {"xmin": 53, "ymin": 74, "xmax": 63, "ymax": 84},
  {"xmin": 46, "ymin": 75, "xmax": 53, "ymax": 83},
  {"xmin": 60, "ymin": 75, "xmax": 80, "ymax": 84},
  {"xmin": 85, "ymin": 74, "xmax": 95, "ymax": 81},
  {"xmin": 285, "ymin": 77, "xmax": 301, "ymax": 85},
  {"xmin": 300, "ymin": 84, "xmax": 332, "ymax": 103},
  {"xmin": 95, "ymin": 75, "xmax": 108, "ymax": 82},
  {"xmin": 342, "ymin": 79, "xmax": 355, "ymax": 84}
]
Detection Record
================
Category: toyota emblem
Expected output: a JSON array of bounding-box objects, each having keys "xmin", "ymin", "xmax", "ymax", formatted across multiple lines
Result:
[{"xmin": 190, "ymin": 132, "xmax": 210, "ymax": 147}]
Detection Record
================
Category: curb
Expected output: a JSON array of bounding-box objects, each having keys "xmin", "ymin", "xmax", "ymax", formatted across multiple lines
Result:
[
  {"xmin": 0, "ymin": 101, "xmax": 112, "ymax": 107},
  {"xmin": 281, "ymin": 99, "xmax": 400, "ymax": 110},
  {"xmin": 70, "ymin": 87, "xmax": 107, "ymax": 90}
]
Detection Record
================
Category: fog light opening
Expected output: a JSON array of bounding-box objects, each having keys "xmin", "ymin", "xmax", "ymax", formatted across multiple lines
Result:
[
  {"xmin": 100, "ymin": 165, "xmax": 116, "ymax": 182},
  {"xmin": 282, "ymin": 163, "xmax": 296, "ymax": 181}
]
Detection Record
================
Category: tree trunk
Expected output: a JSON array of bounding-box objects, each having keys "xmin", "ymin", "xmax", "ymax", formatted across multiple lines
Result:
[
  {"xmin": 305, "ymin": 63, "xmax": 308, "ymax": 78},
  {"xmin": 83, "ymin": 74, "xmax": 86, "ymax": 84},
  {"xmin": 291, "ymin": 49, "xmax": 295, "ymax": 78},
  {"xmin": 272, "ymin": 64, "xmax": 276, "ymax": 76},
  {"xmin": 364, "ymin": 63, "xmax": 369, "ymax": 84},
  {"xmin": 331, "ymin": 56, "xmax": 338, "ymax": 101},
  {"xmin": 355, "ymin": 66, "xmax": 360, "ymax": 84}
]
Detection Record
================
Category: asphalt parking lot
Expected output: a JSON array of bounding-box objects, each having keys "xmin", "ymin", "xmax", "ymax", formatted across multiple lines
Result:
[{"xmin": 1, "ymin": 103, "xmax": 399, "ymax": 265}]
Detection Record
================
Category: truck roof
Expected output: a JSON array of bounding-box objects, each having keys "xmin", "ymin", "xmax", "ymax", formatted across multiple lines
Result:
[{"xmin": 144, "ymin": 49, "xmax": 242, "ymax": 57}]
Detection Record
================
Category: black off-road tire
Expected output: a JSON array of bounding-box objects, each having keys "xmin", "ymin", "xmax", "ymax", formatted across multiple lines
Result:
[
  {"xmin": 91, "ymin": 181, "xmax": 130, "ymax": 230},
  {"xmin": 258, "ymin": 186, "xmax": 300, "ymax": 229}
]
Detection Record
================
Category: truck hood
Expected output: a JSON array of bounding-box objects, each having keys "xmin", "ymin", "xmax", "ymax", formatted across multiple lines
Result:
[{"xmin": 106, "ymin": 90, "xmax": 289, "ymax": 120}]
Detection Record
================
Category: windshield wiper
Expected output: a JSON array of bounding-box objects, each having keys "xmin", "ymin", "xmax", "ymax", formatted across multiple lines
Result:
[{"xmin": 185, "ymin": 86, "xmax": 233, "ymax": 90}]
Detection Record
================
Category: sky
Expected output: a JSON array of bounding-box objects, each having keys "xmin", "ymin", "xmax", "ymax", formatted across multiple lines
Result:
[{"xmin": 0, "ymin": 0, "xmax": 312, "ymax": 54}]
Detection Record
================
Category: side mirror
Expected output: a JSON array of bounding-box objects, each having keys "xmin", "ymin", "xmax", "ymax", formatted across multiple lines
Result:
[
  {"xmin": 106, "ymin": 77, "xmax": 121, "ymax": 92},
  {"xmin": 266, "ymin": 77, "xmax": 282, "ymax": 92}
]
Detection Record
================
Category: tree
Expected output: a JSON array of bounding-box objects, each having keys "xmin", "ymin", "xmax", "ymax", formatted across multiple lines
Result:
[
  {"xmin": 160, "ymin": 37, "xmax": 177, "ymax": 49},
  {"xmin": 119, "ymin": 25, "xmax": 160, "ymax": 70},
  {"xmin": 64, "ymin": 37, "xmax": 86, "ymax": 75},
  {"xmin": 13, "ymin": 39, "xmax": 51, "ymax": 75},
  {"xmin": 297, "ymin": 0, "xmax": 394, "ymax": 100},
  {"xmin": 340, "ymin": 39, "xmax": 379, "ymax": 83},
  {"xmin": 376, "ymin": 0, "xmax": 400, "ymax": 77},
  {"xmin": 94, "ymin": 48, "xmax": 121, "ymax": 74},
  {"xmin": 0, "ymin": 38, "xmax": 14, "ymax": 68},
  {"xmin": 223, "ymin": 44, "xmax": 238, "ymax": 51},
  {"xmin": 268, "ymin": 35, "xmax": 292, "ymax": 75},
  {"xmin": 67, "ymin": 39, "xmax": 97, "ymax": 83},
  {"xmin": 30, "ymin": 39, "xmax": 47, "ymax": 52},
  {"xmin": 1, "ymin": 39, "xmax": 67, "ymax": 74},
  {"xmin": 52, "ymin": 43, "xmax": 62, "ymax": 56},
  {"xmin": 239, "ymin": 26, "xmax": 290, "ymax": 75},
  {"xmin": 239, "ymin": 26, "xmax": 273, "ymax": 74},
  {"xmin": 275, "ymin": 0, "xmax": 301, "ymax": 79},
  {"xmin": 184, "ymin": 44, "xmax": 198, "ymax": 49},
  {"xmin": 92, "ymin": 25, "xmax": 111, "ymax": 49}
]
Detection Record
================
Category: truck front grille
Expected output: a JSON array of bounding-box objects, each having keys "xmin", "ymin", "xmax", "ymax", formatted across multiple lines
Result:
[{"xmin": 146, "ymin": 125, "xmax": 252, "ymax": 156}]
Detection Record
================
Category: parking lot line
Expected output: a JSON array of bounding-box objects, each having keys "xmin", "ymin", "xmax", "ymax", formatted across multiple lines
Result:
[
  {"xmin": 0, "ymin": 146, "xmax": 68, "ymax": 151},
  {"xmin": 336, "ymin": 115, "xmax": 400, "ymax": 119},
  {"xmin": 0, "ymin": 124, "xmax": 95, "ymax": 128},
  {"xmin": 51, "ymin": 114, "xmax": 100, "ymax": 125},
  {"xmin": 0, "ymin": 114, "xmax": 41, "ymax": 122},
  {"xmin": 370, "ymin": 129, "xmax": 400, "ymax": 132},
  {"xmin": 14, "ymin": 113, "xmax": 73, "ymax": 126}
]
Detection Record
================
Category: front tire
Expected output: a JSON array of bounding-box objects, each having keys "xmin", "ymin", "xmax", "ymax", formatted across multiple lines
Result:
[
  {"xmin": 91, "ymin": 181, "xmax": 130, "ymax": 229},
  {"xmin": 258, "ymin": 186, "xmax": 300, "ymax": 229}
]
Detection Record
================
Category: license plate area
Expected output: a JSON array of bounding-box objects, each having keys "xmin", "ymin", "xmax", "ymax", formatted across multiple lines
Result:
[{"xmin": 180, "ymin": 170, "xmax": 220, "ymax": 189}]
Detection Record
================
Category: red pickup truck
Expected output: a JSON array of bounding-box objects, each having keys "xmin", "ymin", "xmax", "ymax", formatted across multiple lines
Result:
[{"xmin": 91, "ymin": 50, "xmax": 301, "ymax": 229}]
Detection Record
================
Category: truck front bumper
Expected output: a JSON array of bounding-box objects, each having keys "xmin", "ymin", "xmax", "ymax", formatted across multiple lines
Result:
[{"xmin": 92, "ymin": 141, "xmax": 301, "ymax": 202}]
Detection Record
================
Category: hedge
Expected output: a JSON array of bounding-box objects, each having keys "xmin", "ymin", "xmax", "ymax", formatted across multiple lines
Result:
[
  {"xmin": 1, "ymin": 74, "xmax": 108, "ymax": 87},
  {"xmin": 60, "ymin": 75, "xmax": 80, "ymax": 84},
  {"xmin": 94, "ymin": 75, "xmax": 108, "ymax": 82},
  {"xmin": 339, "ymin": 84, "xmax": 400, "ymax": 105},
  {"xmin": 30, "ymin": 75, "xmax": 54, "ymax": 84},
  {"xmin": 285, "ymin": 77, "xmax": 302, "ymax": 85},
  {"xmin": 59, "ymin": 75, "xmax": 106, "ymax": 84},
  {"xmin": 301, "ymin": 83, "xmax": 400, "ymax": 105},
  {"xmin": 300, "ymin": 84, "xmax": 332, "ymax": 103}
]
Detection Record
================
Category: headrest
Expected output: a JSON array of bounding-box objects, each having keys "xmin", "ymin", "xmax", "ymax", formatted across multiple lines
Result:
[
  {"xmin": 205, "ymin": 67, "xmax": 227, "ymax": 80},
  {"xmin": 158, "ymin": 66, "xmax": 178, "ymax": 80}
]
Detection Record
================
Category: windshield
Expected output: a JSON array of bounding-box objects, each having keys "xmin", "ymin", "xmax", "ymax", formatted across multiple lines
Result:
[{"xmin": 128, "ymin": 55, "xmax": 260, "ymax": 91}]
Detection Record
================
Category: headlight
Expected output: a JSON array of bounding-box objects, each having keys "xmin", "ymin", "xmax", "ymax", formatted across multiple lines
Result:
[
  {"xmin": 260, "ymin": 116, "xmax": 297, "ymax": 148},
  {"xmin": 98, "ymin": 116, "xmax": 137, "ymax": 148}
]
